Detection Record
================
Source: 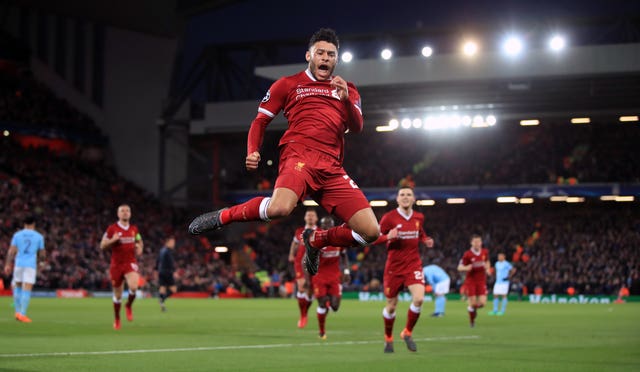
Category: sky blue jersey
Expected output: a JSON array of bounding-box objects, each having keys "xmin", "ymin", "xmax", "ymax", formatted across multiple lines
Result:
[
  {"xmin": 494, "ymin": 260, "xmax": 513, "ymax": 284},
  {"xmin": 11, "ymin": 229, "xmax": 45, "ymax": 269},
  {"xmin": 423, "ymin": 264, "xmax": 450, "ymax": 285}
]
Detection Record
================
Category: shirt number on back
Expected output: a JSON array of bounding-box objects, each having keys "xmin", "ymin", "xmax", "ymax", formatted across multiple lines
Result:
[{"xmin": 343, "ymin": 175, "xmax": 359, "ymax": 189}]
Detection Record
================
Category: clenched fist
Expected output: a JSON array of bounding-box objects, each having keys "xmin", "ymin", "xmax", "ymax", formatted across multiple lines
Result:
[{"xmin": 246, "ymin": 151, "xmax": 261, "ymax": 171}]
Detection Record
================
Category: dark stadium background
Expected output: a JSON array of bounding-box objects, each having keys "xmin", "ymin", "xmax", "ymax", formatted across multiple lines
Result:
[{"xmin": 1, "ymin": 0, "xmax": 639, "ymax": 301}]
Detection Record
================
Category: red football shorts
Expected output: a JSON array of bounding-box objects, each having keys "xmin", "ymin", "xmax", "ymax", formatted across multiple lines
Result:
[
  {"xmin": 110, "ymin": 261, "xmax": 139, "ymax": 287},
  {"xmin": 312, "ymin": 277, "xmax": 342, "ymax": 298},
  {"xmin": 464, "ymin": 280, "xmax": 487, "ymax": 297},
  {"xmin": 275, "ymin": 143, "xmax": 370, "ymax": 223},
  {"xmin": 384, "ymin": 267, "xmax": 425, "ymax": 299}
]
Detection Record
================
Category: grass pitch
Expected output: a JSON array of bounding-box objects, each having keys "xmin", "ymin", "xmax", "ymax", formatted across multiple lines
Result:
[{"xmin": 1, "ymin": 297, "xmax": 638, "ymax": 371}]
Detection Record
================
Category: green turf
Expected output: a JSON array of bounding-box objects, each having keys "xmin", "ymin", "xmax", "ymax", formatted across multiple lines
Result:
[{"xmin": 1, "ymin": 297, "xmax": 638, "ymax": 371}]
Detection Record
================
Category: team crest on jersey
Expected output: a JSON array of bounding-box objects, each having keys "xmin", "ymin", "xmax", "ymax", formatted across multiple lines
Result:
[
  {"xmin": 295, "ymin": 162, "xmax": 305, "ymax": 171},
  {"xmin": 261, "ymin": 90, "xmax": 271, "ymax": 103},
  {"xmin": 415, "ymin": 221, "xmax": 420, "ymax": 229}
]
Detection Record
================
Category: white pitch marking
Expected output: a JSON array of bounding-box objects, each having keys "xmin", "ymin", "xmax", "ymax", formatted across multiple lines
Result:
[{"xmin": 0, "ymin": 335, "xmax": 479, "ymax": 358}]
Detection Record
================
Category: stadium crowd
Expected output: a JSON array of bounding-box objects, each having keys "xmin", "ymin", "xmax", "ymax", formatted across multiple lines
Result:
[
  {"xmin": 248, "ymin": 203, "xmax": 640, "ymax": 297},
  {"xmin": 2, "ymin": 136, "xmax": 639, "ymax": 297},
  {"xmin": 0, "ymin": 138, "xmax": 242, "ymax": 295},
  {"xmin": 216, "ymin": 123, "xmax": 640, "ymax": 191}
]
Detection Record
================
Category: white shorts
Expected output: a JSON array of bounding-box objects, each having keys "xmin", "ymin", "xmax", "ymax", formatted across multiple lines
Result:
[
  {"xmin": 13, "ymin": 267, "xmax": 37, "ymax": 284},
  {"xmin": 493, "ymin": 282, "xmax": 510, "ymax": 296},
  {"xmin": 434, "ymin": 279, "xmax": 450, "ymax": 295}
]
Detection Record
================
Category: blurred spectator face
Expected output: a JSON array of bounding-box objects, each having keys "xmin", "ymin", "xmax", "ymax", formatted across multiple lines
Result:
[
  {"xmin": 117, "ymin": 204, "xmax": 131, "ymax": 223},
  {"xmin": 304, "ymin": 210, "xmax": 318, "ymax": 227},
  {"xmin": 396, "ymin": 187, "xmax": 415, "ymax": 209}
]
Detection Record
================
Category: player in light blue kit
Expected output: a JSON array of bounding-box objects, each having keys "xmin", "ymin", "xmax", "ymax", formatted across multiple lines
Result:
[
  {"xmin": 3, "ymin": 216, "xmax": 45, "ymax": 323},
  {"xmin": 489, "ymin": 253, "xmax": 515, "ymax": 316},
  {"xmin": 423, "ymin": 264, "xmax": 450, "ymax": 317}
]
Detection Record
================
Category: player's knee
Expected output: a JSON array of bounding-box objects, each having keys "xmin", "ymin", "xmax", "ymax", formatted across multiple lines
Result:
[
  {"xmin": 360, "ymin": 226, "xmax": 380, "ymax": 243},
  {"xmin": 267, "ymin": 203, "xmax": 294, "ymax": 219}
]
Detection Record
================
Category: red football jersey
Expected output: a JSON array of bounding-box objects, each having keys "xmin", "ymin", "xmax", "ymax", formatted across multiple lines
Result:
[
  {"xmin": 460, "ymin": 248, "xmax": 490, "ymax": 282},
  {"xmin": 315, "ymin": 246, "xmax": 344, "ymax": 283},
  {"xmin": 379, "ymin": 208, "xmax": 428, "ymax": 275},
  {"xmin": 103, "ymin": 222, "xmax": 140, "ymax": 266},
  {"xmin": 258, "ymin": 69, "xmax": 362, "ymax": 163}
]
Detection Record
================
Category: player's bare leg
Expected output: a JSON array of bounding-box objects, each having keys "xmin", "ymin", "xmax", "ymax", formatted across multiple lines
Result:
[
  {"xmin": 304, "ymin": 208, "xmax": 379, "ymax": 275},
  {"xmin": 189, "ymin": 187, "xmax": 298, "ymax": 235},
  {"xmin": 400, "ymin": 284, "xmax": 424, "ymax": 352},
  {"xmin": 124, "ymin": 272, "xmax": 139, "ymax": 322},
  {"xmin": 383, "ymin": 297, "xmax": 398, "ymax": 353},
  {"xmin": 112, "ymin": 281, "xmax": 125, "ymax": 330}
]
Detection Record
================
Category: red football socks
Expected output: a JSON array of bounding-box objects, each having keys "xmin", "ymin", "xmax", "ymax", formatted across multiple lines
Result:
[
  {"xmin": 468, "ymin": 306, "xmax": 477, "ymax": 323},
  {"xmin": 298, "ymin": 297, "xmax": 311, "ymax": 317},
  {"xmin": 220, "ymin": 197, "xmax": 265, "ymax": 225},
  {"xmin": 311, "ymin": 226, "xmax": 356, "ymax": 249},
  {"xmin": 383, "ymin": 315, "xmax": 395, "ymax": 339},
  {"xmin": 317, "ymin": 311, "xmax": 327, "ymax": 334},
  {"xmin": 126, "ymin": 292, "xmax": 136, "ymax": 307},
  {"xmin": 113, "ymin": 301, "xmax": 121, "ymax": 320},
  {"xmin": 405, "ymin": 308, "xmax": 421, "ymax": 332}
]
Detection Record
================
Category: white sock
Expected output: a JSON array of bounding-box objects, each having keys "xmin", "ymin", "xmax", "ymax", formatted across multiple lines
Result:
[
  {"xmin": 317, "ymin": 306, "xmax": 327, "ymax": 314},
  {"xmin": 351, "ymin": 230, "xmax": 367, "ymax": 246},
  {"xmin": 410, "ymin": 303, "xmax": 422, "ymax": 313},
  {"xmin": 259, "ymin": 197, "xmax": 271, "ymax": 221},
  {"xmin": 382, "ymin": 308, "xmax": 396, "ymax": 319}
]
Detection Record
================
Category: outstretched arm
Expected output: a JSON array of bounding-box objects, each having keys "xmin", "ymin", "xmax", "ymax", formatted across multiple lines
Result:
[{"xmin": 371, "ymin": 227, "xmax": 398, "ymax": 245}]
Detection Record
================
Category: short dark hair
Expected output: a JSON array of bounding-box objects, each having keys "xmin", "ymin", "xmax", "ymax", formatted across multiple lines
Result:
[
  {"xmin": 309, "ymin": 28, "xmax": 339, "ymax": 50},
  {"xmin": 471, "ymin": 234, "xmax": 482, "ymax": 241},
  {"xmin": 23, "ymin": 215, "xmax": 35, "ymax": 225},
  {"xmin": 320, "ymin": 216, "xmax": 335, "ymax": 229}
]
